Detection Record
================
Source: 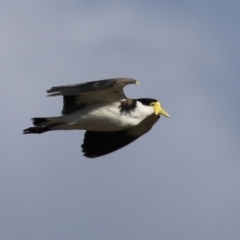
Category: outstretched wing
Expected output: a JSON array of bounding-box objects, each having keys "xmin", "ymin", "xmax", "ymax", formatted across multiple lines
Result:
[
  {"xmin": 47, "ymin": 78, "xmax": 139, "ymax": 115},
  {"xmin": 82, "ymin": 114, "xmax": 159, "ymax": 158}
]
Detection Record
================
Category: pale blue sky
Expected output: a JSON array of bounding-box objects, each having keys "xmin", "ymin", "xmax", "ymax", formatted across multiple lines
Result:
[{"xmin": 1, "ymin": 1, "xmax": 240, "ymax": 239}]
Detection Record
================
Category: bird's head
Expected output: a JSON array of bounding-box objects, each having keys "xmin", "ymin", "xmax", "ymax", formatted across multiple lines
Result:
[{"xmin": 137, "ymin": 98, "xmax": 170, "ymax": 118}]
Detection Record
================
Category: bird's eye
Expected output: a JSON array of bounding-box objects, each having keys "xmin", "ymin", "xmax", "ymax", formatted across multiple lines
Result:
[{"xmin": 150, "ymin": 102, "xmax": 155, "ymax": 106}]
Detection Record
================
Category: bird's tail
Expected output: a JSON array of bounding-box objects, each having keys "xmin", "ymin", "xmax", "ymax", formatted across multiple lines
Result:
[
  {"xmin": 23, "ymin": 126, "xmax": 50, "ymax": 134},
  {"xmin": 23, "ymin": 117, "xmax": 64, "ymax": 134}
]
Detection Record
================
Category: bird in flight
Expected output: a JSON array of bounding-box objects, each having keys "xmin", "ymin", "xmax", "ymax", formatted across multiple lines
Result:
[{"xmin": 23, "ymin": 78, "xmax": 169, "ymax": 158}]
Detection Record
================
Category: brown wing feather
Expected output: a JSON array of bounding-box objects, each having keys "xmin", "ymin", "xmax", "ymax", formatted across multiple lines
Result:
[
  {"xmin": 47, "ymin": 78, "xmax": 137, "ymax": 96},
  {"xmin": 46, "ymin": 78, "xmax": 138, "ymax": 115},
  {"xmin": 82, "ymin": 114, "xmax": 160, "ymax": 158}
]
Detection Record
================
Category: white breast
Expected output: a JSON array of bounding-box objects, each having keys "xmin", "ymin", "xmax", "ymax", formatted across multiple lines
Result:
[{"xmin": 60, "ymin": 101, "xmax": 154, "ymax": 132}]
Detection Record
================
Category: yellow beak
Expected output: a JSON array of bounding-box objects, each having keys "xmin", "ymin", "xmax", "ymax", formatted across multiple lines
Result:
[{"xmin": 154, "ymin": 102, "xmax": 170, "ymax": 118}]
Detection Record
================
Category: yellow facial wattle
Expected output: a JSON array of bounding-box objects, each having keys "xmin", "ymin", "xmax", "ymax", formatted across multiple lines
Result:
[{"xmin": 152, "ymin": 101, "xmax": 170, "ymax": 118}]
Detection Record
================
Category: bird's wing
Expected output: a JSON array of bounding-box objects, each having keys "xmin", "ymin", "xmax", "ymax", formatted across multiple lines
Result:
[
  {"xmin": 46, "ymin": 78, "xmax": 139, "ymax": 115},
  {"xmin": 82, "ymin": 114, "xmax": 160, "ymax": 158}
]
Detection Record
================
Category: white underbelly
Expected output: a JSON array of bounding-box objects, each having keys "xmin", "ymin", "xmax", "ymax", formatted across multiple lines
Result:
[{"xmin": 63, "ymin": 104, "xmax": 142, "ymax": 131}]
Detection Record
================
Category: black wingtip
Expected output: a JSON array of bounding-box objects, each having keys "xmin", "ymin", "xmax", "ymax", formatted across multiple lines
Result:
[{"xmin": 81, "ymin": 130, "xmax": 138, "ymax": 158}]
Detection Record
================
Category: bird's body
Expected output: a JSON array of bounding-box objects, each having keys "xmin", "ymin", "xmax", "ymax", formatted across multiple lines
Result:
[
  {"xmin": 23, "ymin": 78, "xmax": 169, "ymax": 158},
  {"xmin": 41, "ymin": 100, "xmax": 155, "ymax": 132}
]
